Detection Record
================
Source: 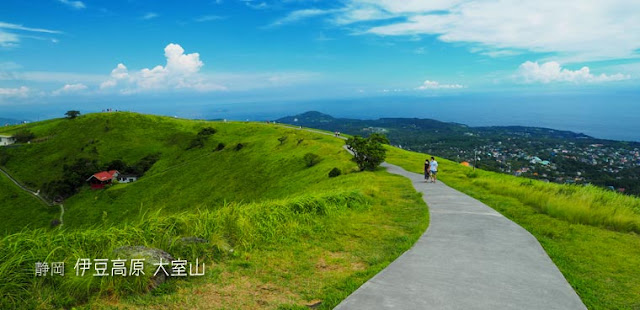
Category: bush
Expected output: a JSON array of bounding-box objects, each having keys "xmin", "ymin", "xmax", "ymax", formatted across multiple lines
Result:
[
  {"xmin": 187, "ymin": 136, "xmax": 206, "ymax": 149},
  {"xmin": 235, "ymin": 143, "xmax": 245, "ymax": 151},
  {"xmin": 13, "ymin": 129, "xmax": 35, "ymax": 143},
  {"xmin": 215, "ymin": 143, "xmax": 225, "ymax": 151},
  {"xmin": 198, "ymin": 127, "xmax": 217, "ymax": 136},
  {"xmin": 303, "ymin": 153, "xmax": 321, "ymax": 167},
  {"xmin": 328, "ymin": 167, "xmax": 342, "ymax": 178}
]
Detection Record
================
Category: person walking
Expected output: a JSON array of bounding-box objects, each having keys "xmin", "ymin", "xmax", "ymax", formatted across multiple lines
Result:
[
  {"xmin": 424, "ymin": 159, "xmax": 431, "ymax": 182},
  {"xmin": 429, "ymin": 157, "xmax": 439, "ymax": 183}
]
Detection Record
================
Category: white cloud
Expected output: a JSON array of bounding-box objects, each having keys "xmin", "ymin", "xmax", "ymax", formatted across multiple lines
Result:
[
  {"xmin": 243, "ymin": 0, "xmax": 268, "ymax": 10},
  {"xmin": 53, "ymin": 83, "xmax": 88, "ymax": 95},
  {"xmin": 517, "ymin": 61, "xmax": 631, "ymax": 83},
  {"xmin": 268, "ymin": 9, "xmax": 335, "ymax": 27},
  {"xmin": 142, "ymin": 12, "xmax": 159, "ymax": 20},
  {"xmin": 101, "ymin": 43, "xmax": 226, "ymax": 93},
  {"xmin": 416, "ymin": 80, "xmax": 463, "ymax": 90},
  {"xmin": 0, "ymin": 21, "xmax": 61, "ymax": 48},
  {"xmin": 314, "ymin": 0, "xmax": 640, "ymax": 62},
  {"xmin": 194, "ymin": 15, "xmax": 225, "ymax": 22},
  {"xmin": 57, "ymin": 0, "xmax": 86, "ymax": 9},
  {"xmin": 0, "ymin": 86, "xmax": 29, "ymax": 97}
]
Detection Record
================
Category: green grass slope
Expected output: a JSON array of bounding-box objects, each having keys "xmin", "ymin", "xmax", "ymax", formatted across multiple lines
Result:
[
  {"xmin": 0, "ymin": 113, "xmax": 366, "ymax": 230},
  {"xmin": 0, "ymin": 172, "xmax": 58, "ymax": 234},
  {"xmin": 386, "ymin": 147, "xmax": 640, "ymax": 309},
  {"xmin": 0, "ymin": 113, "xmax": 429, "ymax": 309}
]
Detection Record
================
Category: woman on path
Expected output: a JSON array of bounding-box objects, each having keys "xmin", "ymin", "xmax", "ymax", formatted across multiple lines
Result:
[{"xmin": 424, "ymin": 159, "xmax": 431, "ymax": 182}]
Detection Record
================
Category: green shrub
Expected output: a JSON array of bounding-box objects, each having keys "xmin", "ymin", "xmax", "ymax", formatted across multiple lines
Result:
[
  {"xmin": 328, "ymin": 167, "xmax": 342, "ymax": 178},
  {"xmin": 13, "ymin": 129, "xmax": 35, "ymax": 143},
  {"xmin": 303, "ymin": 153, "xmax": 321, "ymax": 167},
  {"xmin": 197, "ymin": 127, "xmax": 217, "ymax": 136}
]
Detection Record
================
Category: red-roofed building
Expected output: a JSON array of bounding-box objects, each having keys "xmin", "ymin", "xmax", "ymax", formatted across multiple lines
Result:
[{"xmin": 86, "ymin": 170, "xmax": 119, "ymax": 189}]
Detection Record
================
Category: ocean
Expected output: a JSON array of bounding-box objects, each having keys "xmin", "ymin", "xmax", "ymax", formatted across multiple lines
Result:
[{"xmin": 2, "ymin": 92, "xmax": 639, "ymax": 142}]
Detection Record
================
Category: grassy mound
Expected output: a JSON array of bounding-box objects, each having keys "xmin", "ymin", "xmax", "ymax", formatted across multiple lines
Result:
[
  {"xmin": 0, "ymin": 112, "xmax": 364, "ymax": 231},
  {"xmin": 0, "ymin": 113, "xmax": 429, "ymax": 309},
  {"xmin": 386, "ymin": 147, "xmax": 640, "ymax": 309}
]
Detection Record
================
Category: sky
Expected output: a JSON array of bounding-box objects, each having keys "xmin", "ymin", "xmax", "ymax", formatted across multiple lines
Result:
[{"xmin": 0, "ymin": 0, "xmax": 639, "ymax": 117}]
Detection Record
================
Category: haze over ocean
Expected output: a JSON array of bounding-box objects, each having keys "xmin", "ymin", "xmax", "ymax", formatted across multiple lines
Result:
[{"xmin": 3, "ymin": 91, "xmax": 639, "ymax": 142}]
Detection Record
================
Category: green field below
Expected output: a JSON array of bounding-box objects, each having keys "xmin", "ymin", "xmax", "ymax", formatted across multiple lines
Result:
[{"xmin": 385, "ymin": 147, "xmax": 640, "ymax": 309}]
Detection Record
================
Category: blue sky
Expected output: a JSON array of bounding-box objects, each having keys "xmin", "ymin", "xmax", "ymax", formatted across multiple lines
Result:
[{"xmin": 1, "ymin": 0, "xmax": 639, "ymax": 109}]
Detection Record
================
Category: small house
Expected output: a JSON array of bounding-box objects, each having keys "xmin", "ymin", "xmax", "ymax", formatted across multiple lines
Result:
[
  {"xmin": 87, "ymin": 170, "xmax": 119, "ymax": 189},
  {"xmin": 0, "ymin": 135, "xmax": 15, "ymax": 146},
  {"xmin": 117, "ymin": 174, "xmax": 138, "ymax": 183}
]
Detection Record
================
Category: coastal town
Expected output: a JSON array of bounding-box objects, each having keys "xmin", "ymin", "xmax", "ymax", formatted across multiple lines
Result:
[{"xmin": 436, "ymin": 136, "xmax": 640, "ymax": 194}]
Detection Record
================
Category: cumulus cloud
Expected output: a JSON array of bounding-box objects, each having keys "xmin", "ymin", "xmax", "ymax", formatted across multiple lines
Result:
[
  {"xmin": 0, "ymin": 86, "xmax": 29, "ymax": 97},
  {"xmin": 57, "ymin": 0, "xmax": 86, "ymax": 9},
  {"xmin": 288, "ymin": 0, "xmax": 640, "ymax": 62},
  {"xmin": 101, "ymin": 43, "xmax": 226, "ymax": 93},
  {"xmin": 416, "ymin": 80, "xmax": 463, "ymax": 90},
  {"xmin": 53, "ymin": 83, "xmax": 88, "ymax": 95},
  {"xmin": 517, "ymin": 61, "xmax": 631, "ymax": 83}
]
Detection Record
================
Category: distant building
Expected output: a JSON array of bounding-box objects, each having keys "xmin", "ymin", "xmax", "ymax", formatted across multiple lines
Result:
[
  {"xmin": 0, "ymin": 135, "xmax": 15, "ymax": 146},
  {"xmin": 117, "ymin": 174, "xmax": 138, "ymax": 183},
  {"xmin": 87, "ymin": 170, "xmax": 119, "ymax": 189}
]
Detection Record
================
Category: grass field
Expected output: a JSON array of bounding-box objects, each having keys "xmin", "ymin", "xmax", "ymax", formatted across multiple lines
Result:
[
  {"xmin": 0, "ymin": 113, "xmax": 429, "ymax": 309},
  {"xmin": 385, "ymin": 147, "xmax": 640, "ymax": 309},
  {"xmin": 0, "ymin": 172, "xmax": 58, "ymax": 235}
]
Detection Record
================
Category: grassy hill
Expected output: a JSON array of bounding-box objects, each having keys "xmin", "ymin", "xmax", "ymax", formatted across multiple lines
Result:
[
  {"xmin": 0, "ymin": 113, "xmax": 428, "ymax": 309},
  {"xmin": 2, "ymin": 112, "xmax": 640, "ymax": 308},
  {"xmin": 385, "ymin": 147, "xmax": 640, "ymax": 309},
  {"xmin": 0, "ymin": 112, "xmax": 376, "ymax": 230}
]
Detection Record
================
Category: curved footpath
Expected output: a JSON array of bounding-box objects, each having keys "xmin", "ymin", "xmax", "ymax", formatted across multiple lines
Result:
[{"xmin": 335, "ymin": 163, "xmax": 586, "ymax": 309}]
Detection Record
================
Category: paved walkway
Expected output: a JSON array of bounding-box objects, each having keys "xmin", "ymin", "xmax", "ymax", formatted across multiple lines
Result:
[{"xmin": 335, "ymin": 163, "xmax": 586, "ymax": 310}]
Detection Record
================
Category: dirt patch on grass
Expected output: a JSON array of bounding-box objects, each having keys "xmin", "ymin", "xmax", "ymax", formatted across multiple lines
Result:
[
  {"xmin": 316, "ymin": 251, "xmax": 367, "ymax": 272},
  {"xmin": 181, "ymin": 273, "xmax": 302, "ymax": 309}
]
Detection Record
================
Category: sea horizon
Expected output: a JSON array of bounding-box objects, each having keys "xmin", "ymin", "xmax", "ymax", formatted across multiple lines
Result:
[{"xmin": 3, "ymin": 92, "xmax": 639, "ymax": 143}]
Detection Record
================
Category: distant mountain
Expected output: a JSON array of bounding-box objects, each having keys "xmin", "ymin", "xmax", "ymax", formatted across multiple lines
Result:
[{"xmin": 276, "ymin": 111, "xmax": 592, "ymax": 140}]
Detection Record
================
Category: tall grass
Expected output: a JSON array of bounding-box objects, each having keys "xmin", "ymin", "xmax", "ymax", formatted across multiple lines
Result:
[
  {"xmin": 0, "ymin": 192, "xmax": 368, "ymax": 309},
  {"xmin": 386, "ymin": 146, "xmax": 640, "ymax": 234}
]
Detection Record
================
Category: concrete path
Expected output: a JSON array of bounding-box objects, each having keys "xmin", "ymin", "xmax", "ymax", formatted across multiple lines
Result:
[{"xmin": 335, "ymin": 163, "xmax": 586, "ymax": 310}]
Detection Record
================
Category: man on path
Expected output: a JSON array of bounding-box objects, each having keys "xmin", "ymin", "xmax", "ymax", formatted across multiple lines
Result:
[{"xmin": 430, "ymin": 156, "xmax": 438, "ymax": 183}]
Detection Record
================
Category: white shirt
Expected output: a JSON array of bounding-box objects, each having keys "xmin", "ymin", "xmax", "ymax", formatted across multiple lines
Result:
[{"xmin": 430, "ymin": 160, "xmax": 438, "ymax": 171}]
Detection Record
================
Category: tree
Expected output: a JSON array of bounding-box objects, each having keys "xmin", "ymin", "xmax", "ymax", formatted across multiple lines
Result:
[
  {"xmin": 65, "ymin": 110, "xmax": 81, "ymax": 119},
  {"xmin": 13, "ymin": 129, "xmax": 35, "ymax": 143},
  {"xmin": 346, "ymin": 134, "xmax": 389, "ymax": 171}
]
